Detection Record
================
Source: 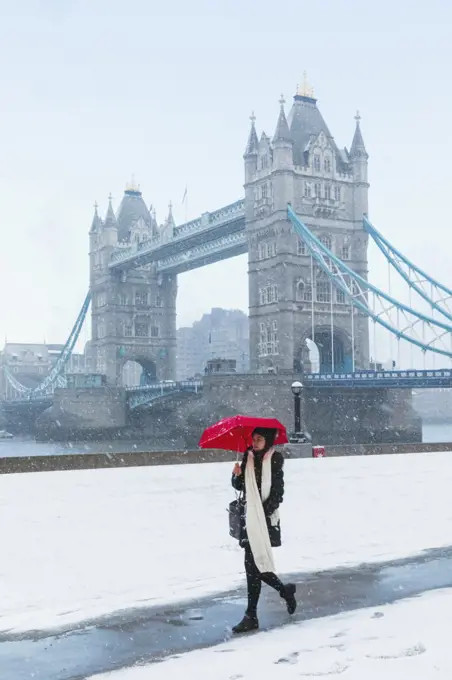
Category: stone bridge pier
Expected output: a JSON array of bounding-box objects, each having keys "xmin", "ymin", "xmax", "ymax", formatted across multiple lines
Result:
[
  {"xmin": 137, "ymin": 375, "xmax": 422, "ymax": 447},
  {"xmin": 36, "ymin": 387, "xmax": 127, "ymax": 440}
]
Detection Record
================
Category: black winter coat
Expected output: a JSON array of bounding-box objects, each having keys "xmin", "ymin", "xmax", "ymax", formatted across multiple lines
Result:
[{"xmin": 231, "ymin": 449, "xmax": 284, "ymax": 548}]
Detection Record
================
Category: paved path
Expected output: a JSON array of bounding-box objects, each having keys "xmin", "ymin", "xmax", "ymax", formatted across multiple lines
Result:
[{"xmin": 2, "ymin": 546, "xmax": 452, "ymax": 680}]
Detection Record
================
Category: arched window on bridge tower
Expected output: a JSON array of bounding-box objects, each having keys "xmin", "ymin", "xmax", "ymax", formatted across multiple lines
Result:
[
  {"xmin": 319, "ymin": 234, "xmax": 333, "ymax": 251},
  {"xmin": 296, "ymin": 278, "xmax": 312, "ymax": 302},
  {"xmin": 316, "ymin": 270, "xmax": 331, "ymax": 303},
  {"xmin": 336, "ymin": 287, "xmax": 346, "ymax": 304},
  {"xmin": 340, "ymin": 242, "xmax": 351, "ymax": 261},
  {"xmin": 297, "ymin": 238, "xmax": 307, "ymax": 256}
]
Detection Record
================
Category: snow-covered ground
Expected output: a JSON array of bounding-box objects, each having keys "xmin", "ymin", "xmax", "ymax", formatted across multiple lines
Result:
[
  {"xmin": 93, "ymin": 588, "xmax": 452, "ymax": 679},
  {"xmin": 2, "ymin": 452, "xmax": 452, "ymax": 634}
]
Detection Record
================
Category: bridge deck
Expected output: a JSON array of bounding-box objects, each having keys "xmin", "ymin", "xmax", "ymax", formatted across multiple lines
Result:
[
  {"xmin": 109, "ymin": 200, "xmax": 245, "ymax": 274},
  {"xmin": 304, "ymin": 369, "xmax": 452, "ymax": 388},
  {"xmin": 4, "ymin": 370, "xmax": 452, "ymax": 409}
]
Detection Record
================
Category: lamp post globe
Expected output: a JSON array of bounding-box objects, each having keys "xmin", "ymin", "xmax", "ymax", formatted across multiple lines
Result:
[{"xmin": 291, "ymin": 380, "xmax": 303, "ymax": 396}]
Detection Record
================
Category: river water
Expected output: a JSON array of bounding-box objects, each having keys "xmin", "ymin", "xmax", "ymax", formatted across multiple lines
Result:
[
  {"xmin": 0, "ymin": 437, "xmax": 169, "ymax": 458},
  {"xmin": 0, "ymin": 422, "xmax": 451, "ymax": 458},
  {"xmin": 422, "ymin": 421, "xmax": 452, "ymax": 443}
]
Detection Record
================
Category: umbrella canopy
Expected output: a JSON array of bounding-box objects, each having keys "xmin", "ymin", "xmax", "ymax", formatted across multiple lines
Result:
[{"xmin": 199, "ymin": 415, "xmax": 288, "ymax": 453}]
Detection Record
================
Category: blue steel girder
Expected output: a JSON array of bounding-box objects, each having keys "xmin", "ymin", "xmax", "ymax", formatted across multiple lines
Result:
[
  {"xmin": 156, "ymin": 230, "xmax": 247, "ymax": 274},
  {"xmin": 126, "ymin": 381, "xmax": 203, "ymax": 409},
  {"xmin": 2, "ymin": 292, "xmax": 91, "ymax": 399},
  {"xmin": 364, "ymin": 216, "xmax": 452, "ymax": 322},
  {"xmin": 30, "ymin": 291, "xmax": 91, "ymax": 396},
  {"xmin": 287, "ymin": 206, "xmax": 452, "ymax": 359},
  {"xmin": 2, "ymin": 367, "xmax": 32, "ymax": 395},
  {"xmin": 109, "ymin": 200, "xmax": 245, "ymax": 272}
]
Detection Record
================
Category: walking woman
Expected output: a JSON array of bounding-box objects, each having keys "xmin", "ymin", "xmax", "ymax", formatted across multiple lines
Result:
[{"xmin": 231, "ymin": 427, "xmax": 296, "ymax": 633}]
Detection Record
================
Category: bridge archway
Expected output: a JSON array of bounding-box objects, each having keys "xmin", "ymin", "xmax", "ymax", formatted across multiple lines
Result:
[
  {"xmin": 295, "ymin": 326, "xmax": 353, "ymax": 374},
  {"xmin": 121, "ymin": 358, "xmax": 157, "ymax": 387}
]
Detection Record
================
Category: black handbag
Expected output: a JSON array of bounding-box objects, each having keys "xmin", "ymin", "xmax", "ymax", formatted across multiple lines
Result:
[{"xmin": 228, "ymin": 494, "xmax": 244, "ymax": 540}]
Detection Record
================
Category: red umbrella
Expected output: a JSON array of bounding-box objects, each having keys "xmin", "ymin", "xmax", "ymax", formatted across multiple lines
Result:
[{"xmin": 199, "ymin": 415, "xmax": 288, "ymax": 453}]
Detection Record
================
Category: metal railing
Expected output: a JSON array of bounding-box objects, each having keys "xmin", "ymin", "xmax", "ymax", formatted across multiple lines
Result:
[
  {"xmin": 304, "ymin": 369, "xmax": 452, "ymax": 388},
  {"xmin": 110, "ymin": 199, "xmax": 245, "ymax": 269},
  {"xmin": 126, "ymin": 380, "xmax": 203, "ymax": 409}
]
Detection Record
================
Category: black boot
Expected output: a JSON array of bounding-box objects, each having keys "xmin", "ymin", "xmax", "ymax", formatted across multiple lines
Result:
[
  {"xmin": 283, "ymin": 583, "xmax": 297, "ymax": 615},
  {"xmin": 232, "ymin": 614, "xmax": 259, "ymax": 634}
]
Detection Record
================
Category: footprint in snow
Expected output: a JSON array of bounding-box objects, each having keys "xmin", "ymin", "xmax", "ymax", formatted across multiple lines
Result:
[
  {"xmin": 299, "ymin": 662, "xmax": 350, "ymax": 676},
  {"xmin": 366, "ymin": 642, "xmax": 426, "ymax": 660},
  {"xmin": 275, "ymin": 651, "xmax": 300, "ymax": 664}
]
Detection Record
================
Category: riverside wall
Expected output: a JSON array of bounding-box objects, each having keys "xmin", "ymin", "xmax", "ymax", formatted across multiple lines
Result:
[{"xmin": 2, "ymin": 441, "xmax": 452, "ymax": 475}]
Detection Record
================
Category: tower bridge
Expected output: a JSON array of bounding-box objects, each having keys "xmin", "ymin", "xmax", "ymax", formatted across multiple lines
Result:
[
  {"xmin": 1, "ymin": 82, "xmax": 451, "ymax": 444},
  {"xmin": 88, "ymin": 84, "xmax": 370, "ymax": 386}
]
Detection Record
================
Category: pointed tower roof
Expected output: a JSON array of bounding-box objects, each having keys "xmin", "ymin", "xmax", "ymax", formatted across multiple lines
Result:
[
  {"xmin": 104, "ymin": 193, "xmax": 118, "ymax": 229},
  {"xmin": 165, "ymin": 201, "xmax": 176, "ymax": 229},
  {"xmin": 273, "ymin": 95, "xmax": 292, "ymax": 144},
  {"xmin": 350, "ymin": 111, "xmax": 368, "ymax": 159},
  {"xmin": 287, "ymin": 78, "xmax": 347, "ymax": 171},
  {"xmin": 244, "ymin": 112, "xmax": 259, "ymax": 156},
  {"xmin": 116, "ymin": 179, "xmax": 152, "ymax": 241},
  {"xmin": 149, "ymin": 205, "xmax": 158, "ymax": 235},
  {"xmin": 89, "ymin": 201, "xmax": 102, "ymax": 233},
  {"xmin": 160, "ymin": 202, "xmax": 175, "ymax": 242}
]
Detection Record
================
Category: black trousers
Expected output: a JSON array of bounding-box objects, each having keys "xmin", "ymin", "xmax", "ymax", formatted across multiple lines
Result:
[{"xmin": 244, "ymin": 544, "xmax": 286, "ymax": 617}]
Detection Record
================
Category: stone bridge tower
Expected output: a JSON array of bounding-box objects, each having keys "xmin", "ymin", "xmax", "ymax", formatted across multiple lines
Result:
[
  {"xmin": 244, "ymin": 84, "xmax": 370, "ymax": 374},
  {"xmin": 89, "ymin": 183, "xmax": 177, "ymax": 386}
]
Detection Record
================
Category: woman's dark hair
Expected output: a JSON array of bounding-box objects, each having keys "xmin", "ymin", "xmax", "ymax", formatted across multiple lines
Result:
[{"xmin": 251, "ymin": 427, "xmax": 277, "ymax": 450}]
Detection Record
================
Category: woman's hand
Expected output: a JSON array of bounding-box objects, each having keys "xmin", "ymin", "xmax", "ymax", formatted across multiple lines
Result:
[{"xmin": 233, "ymin": 463, "xmax": 242, "ymax": 476}]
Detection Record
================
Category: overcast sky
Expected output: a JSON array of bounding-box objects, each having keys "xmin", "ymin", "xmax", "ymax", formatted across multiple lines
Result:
[{"xmin": 0, "ymin": 0, "xmax": 451, "ymax": 366}]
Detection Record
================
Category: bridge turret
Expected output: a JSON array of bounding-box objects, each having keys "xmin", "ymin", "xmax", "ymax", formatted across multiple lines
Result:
[
  {"xmin": 272, "ymin": 95, "xmax": 293, "ymax": 171},
  {"xmin": 243, "ymin": 112, "xmax": 259, "ymax": 184},
  {"xmin": 350, "ymin": 111, "xmax": 369, "ymax": 219},
  {"xmin": 160, "ymin": 201, "xmax": 176, "ymax": 242},
  {"xmin": 271, "ymin": 95, "xmax": 294, "ymax": 211},
  {"xmin": 166, "ymin": 201, "xmax": 176, "ymax": 230},
  {"xmin": 102, "ymin": 193, "xmax": 118, "ymax": 248},
  {"xmin": 89, "ymin": 201, "xmax": 102, "ymax": 256},
  {"xmin": 89, "ymin": 202, "xmax": 102, "ymax": 234},
  {"xmin": 149, "ymin": 204, "xmax": 159, "ymax": 237}
]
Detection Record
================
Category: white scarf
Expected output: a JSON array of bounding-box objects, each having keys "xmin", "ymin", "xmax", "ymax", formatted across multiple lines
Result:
[{"xmin": 245, "ymin": 447, "xmax": 279, "ymax": 573}]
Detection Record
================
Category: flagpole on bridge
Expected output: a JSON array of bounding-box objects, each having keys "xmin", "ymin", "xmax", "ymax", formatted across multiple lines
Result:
[
  {"xmin": 388, "ymin": 259, "xmax": 394, "ymax": 371},
  {"xmin": 351, "ymin": 300, "xmax": 355, "ymax": 372},
  {"xmin": 310, "ymin": 255, "xmax": 315, "ymax": 345},
  {"xmin": 431, "ymin": 281, "xmax": 436, "ymax": 370},
  {"xmin": 182, "ymin": 185, "xmax": 188, "ymax": 223},
  {"xmin": 330, "ymin": 278, "xmax": 335, "ymax": 373},
  {"xmin": 409, "ymin": 285, "xmax": 414, "ymax": 368},
  {"xmin": 372, "ymin": 292, "xmax": 377, "ymax": 371}
]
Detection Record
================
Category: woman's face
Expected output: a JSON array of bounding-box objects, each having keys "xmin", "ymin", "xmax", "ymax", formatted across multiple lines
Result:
[{"xmin": 252, "ymin": 433, "xmax": 267, "ymax": 451}]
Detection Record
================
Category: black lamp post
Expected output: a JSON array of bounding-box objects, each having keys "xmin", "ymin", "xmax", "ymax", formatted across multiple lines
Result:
[{"xmin": 291, "ymin": 380, "xmax": 303, "ymax": 435}]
